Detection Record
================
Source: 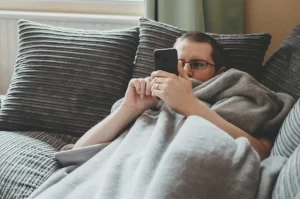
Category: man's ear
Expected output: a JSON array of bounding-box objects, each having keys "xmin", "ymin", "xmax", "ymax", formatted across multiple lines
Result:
[{"xmin": 216, "ymin": 66, "xmax": 226, "ymax": 74}]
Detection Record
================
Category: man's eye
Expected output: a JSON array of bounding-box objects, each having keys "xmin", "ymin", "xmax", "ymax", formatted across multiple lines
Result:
[{"xmin": 192, "ymin": 61, "xmax": 206, "ymax": 67}]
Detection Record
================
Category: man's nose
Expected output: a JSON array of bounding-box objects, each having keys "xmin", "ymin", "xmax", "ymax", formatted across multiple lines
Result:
[{"xmin": 183, "ymin": 63, "xmax": 193, "ymax": 77}]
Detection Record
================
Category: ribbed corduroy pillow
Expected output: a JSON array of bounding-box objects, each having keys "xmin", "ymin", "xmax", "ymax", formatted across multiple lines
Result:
[
  {"xmin": 272, "ymin": 143, "xmax": 300, "ymax": 199},
  {"xmin": 270, "ymin": 100, "xmax": 300, "ymax": 199},
  {"xmin": 0, "ymin": 20, "xmax": 139, "ymax": 137},
  {"xmin": 0, "ymin": 131, "xmax": 78, "ymax": 199},
  {"xmin": 0, "ymin": 95, "xmax": 4, "ymax": 109},
  {"xmin": 261, "ymin": 24, "xmax": 300, "ymax": 99},
  {"xmin": 133, "ymin": 17, "xmax": 271, "ymax": 80},
  {"xmin": 271, "ymin": 99, "xmax": 300, "ymax": 158}
]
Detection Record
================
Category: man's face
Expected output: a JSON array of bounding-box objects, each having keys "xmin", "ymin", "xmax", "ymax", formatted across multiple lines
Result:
[{"xmin": 176, "ymin": 39, "xmax": 216, "ymax": 82}]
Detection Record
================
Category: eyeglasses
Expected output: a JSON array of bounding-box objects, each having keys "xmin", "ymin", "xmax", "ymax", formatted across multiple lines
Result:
[{"xmin": 179, "ymin": 59, "xmax": 215, "ymax": 70}]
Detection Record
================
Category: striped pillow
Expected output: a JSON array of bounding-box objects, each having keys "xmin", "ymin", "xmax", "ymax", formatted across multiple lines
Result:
[
  {"xmin": 271, "ymin": 99, "xmax": 300, "ymax": 158},
  {"xmin": 261, "ymin": 24, "xmax": 300, "ymax": 99},
  {"xmin": 133, "ymin": 17, "xmax": 271, "ymax": 80},
  {"xmin": 272, "ymin": 143, "xmax": 300, "ymax": 199},
  {"xmin": 0, "ymin": 95, "xmax": 4, "ymax": 109},
  {"xmin": 0, "ymin": 131, "xmax": 78, "ymax": 199},
  {"xmin": 0, "ymin": 20, "xmax": 139, "ymax": 137}
]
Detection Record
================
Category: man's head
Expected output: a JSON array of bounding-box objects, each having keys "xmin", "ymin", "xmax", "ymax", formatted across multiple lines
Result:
[{"xmin": 174, "ymin": 31, "xmax": 226, "ymax": 82}]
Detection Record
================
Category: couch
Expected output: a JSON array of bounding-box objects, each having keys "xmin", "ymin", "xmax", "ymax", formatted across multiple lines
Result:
[{"xmin": 0, "ymin": 17, "xmax": 300, "ymax": 199}]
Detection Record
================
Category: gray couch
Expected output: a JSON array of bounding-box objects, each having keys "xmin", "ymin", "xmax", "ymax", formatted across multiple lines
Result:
[{"xmin": 0, "ymin": 18, "xmax": 300, "ymax": 199}]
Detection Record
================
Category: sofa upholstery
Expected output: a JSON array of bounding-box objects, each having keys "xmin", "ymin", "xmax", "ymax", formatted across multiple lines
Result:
[
  {"xmin": 0, "ymin": 95, "xmax": 4, "ymax": 108},
  {"xmin": 261, "ymin": 24, "xmax": 300, "ymax": 99},
  {"xmin": 0, "ymin": 20, "xmax": 139, "ymax": 137},
  {"xmin": 0, "ymin": 18, "xmax": 299, "ymax": 199},
  {"xmin": 0, "ymin": 131, "xmax": 78, "ymax": 199}
]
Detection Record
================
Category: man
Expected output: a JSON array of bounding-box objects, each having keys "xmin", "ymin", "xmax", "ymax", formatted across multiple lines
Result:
[{"xmin": 73, "ymin": 32, "xmax": 272, "ymax": 161}]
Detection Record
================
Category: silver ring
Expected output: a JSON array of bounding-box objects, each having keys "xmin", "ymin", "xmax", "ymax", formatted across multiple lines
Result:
[{"xmin": 156, "ymin": 83, "xmax": 160, "ymax": 90}]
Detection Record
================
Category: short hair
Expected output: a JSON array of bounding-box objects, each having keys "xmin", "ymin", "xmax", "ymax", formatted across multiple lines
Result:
[{"xmin": 174, "ymin": 31, "xmax": 226, "ymax": 69}]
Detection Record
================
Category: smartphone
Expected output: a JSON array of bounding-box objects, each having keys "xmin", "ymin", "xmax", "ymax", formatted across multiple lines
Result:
[{"xmin": 154, "ymin": 48, "xmax": 178, "ymax": 76}]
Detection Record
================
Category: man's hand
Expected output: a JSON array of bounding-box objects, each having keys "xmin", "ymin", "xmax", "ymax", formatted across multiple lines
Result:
[
  {"xmin": 121, "ymin": 77, "xmax": 159, "ymax": 113},
  {"xmin": 150, "ymin": 61, "xmax": 198, "ymax": 116}
]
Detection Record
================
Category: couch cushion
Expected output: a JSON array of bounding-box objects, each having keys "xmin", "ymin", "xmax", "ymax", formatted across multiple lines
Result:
[
  {"xmin": 272, "ymin": 143, "xmax": 300, "ymax": 198},
  {"xmin": 0, "ymin": 95, "xmax": 4, "ymax": 109},
  {"xmin": 261, "ymin": 24, "xmax": 300, "ymax": 99},
  {"xmin": 0, "ymin": 131, "xmax": 78, "ymax": 199},
  {"xmin": 133, "ymin": 17, "xmax": 271, "ymax": 80},
  {"xmin": 0, "ymin": 20, "xmax": 139, "ymax": 137},
  {"xmin": 271, "ymin": 99, "xmax": 300, "ymax": 158}
]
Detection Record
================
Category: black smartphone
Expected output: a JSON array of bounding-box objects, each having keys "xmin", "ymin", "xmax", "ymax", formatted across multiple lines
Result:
[{"xmin": 154, "ymin": 48, "xmax": 178, "ymax": 76}]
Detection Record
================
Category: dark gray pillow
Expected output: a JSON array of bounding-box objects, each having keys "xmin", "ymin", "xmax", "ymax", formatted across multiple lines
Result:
[
  {"xmin": 261, "ymin": 24, "xmax": 300, "ymax": 99},
  {"xmin": 133, "ymin": 17, "xmax": 271, "ymax": 80},
  {"xmin": 0, "ymin": 131, "xmax": 78, "ymax": 199},
  {"xmin": 0, "ymin": 20, "xmax": 139, "ymax": 137},
  {"xmin": 271, "ymin": 99, "xmax": 300, "ymax": 158}
]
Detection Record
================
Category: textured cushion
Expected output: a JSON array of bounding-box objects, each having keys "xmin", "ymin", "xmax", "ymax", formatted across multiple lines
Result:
[
  {"xmin": 271, "ymin": 99, "xmax": 300, "ymax": 158},
  {"xmin": 0, "ymin": 95, "xmax": 4, "ymax": 109},
  {"xmin": 272, "ymin": 143, "xmax": 300, "ymax": 199},
  {"xmin": 133, "ymin": 17, "xmax": 271, "ymax": 80},
  {"xmin": 0, "ymin": 20, "xmax": 139, "ymax": 137},
  {"xmin": 261, "ymin": 24, "xmax": 300, "ymax": 99},
  {"xmin": 0, "ymin": 131, "xmax": 78, "ymax": 199}
]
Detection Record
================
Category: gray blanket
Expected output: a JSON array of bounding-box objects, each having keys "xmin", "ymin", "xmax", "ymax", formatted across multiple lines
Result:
[{"xmin": 28, "ymin": 69, "xmax": 295, "ymax": 199}]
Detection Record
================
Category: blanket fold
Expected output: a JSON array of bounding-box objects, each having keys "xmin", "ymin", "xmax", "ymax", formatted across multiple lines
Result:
[
  {"xmin": 28, "ymin": 69, "xmax": 295, "ymax": 199},
  {"xmin": 190, "ymin": 69, "xmax": 295, "ymax": 137}
]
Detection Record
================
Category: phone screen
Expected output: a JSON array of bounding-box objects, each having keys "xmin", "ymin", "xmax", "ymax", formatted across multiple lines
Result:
[{"xmin": 154, "ymin": 48, "xmax": 178, "ymax": 76}]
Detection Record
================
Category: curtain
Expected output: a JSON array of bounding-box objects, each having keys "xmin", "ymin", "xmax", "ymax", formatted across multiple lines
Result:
[{"xmin": 145, "ymin": 0, "xmax": 244, "ymax": 34}]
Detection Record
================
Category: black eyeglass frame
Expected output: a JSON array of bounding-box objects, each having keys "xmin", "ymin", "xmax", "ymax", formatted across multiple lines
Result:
[{"xmin": 179, "ymin": 59, "xmax": 215, "ymax": 70}]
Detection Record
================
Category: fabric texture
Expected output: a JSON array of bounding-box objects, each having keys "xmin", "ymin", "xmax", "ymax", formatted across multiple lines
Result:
[
  {"xmin": 145, "ymin": 0, "xmax": 205, "ymax": 31},
  {"xmin": 134, "ymin": 69, "xmax": 294, "ymax": 139},
  {"xmin": 261, "ymin": 24, "xmax": 300, "ymax": 99},
  {"xmin": 0, "ymin": 20, "xmax": 139, "ymax": 137},
  {"xmin": 27, "ymin": 69, "xmax": 293, "ymax": 199},
  {"xmin": 255, "ymin": 156, "xmax": 287, "ymax": 199},
  {"xmin": 29, "ymin": 117, "xmax": 262, "ymax": 199},
  {"xmin": 133, "ymin": 17, "xmax": 271, "ymax": 80},
  {"xmin": 272, "ymin": 143, "xmax": 300, "ymax": 199},
  {"xmin": 194, "ymin": 69, "xmax": 294, "ymax": 139},
  {"xmin": 0, "ymin": 95, "xmax": 4, "ymax": 109},
  {"xmin": 271, "ymin": 99, "xmax": 300, "ymax": 157},
  {"xmin": 0, "ymin": 131, "xmax": 78, "ymax": 199},
  {"xmin": 145, "ymin": 0, "xmax": 244, "ymax": 33},
  {"xmin": 203, "ymin": 0, "xmax": 244, "ymax": 34}
]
